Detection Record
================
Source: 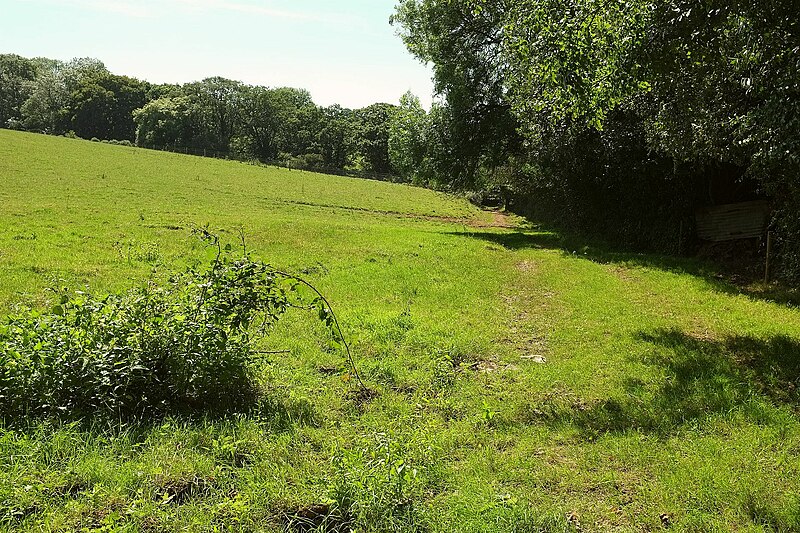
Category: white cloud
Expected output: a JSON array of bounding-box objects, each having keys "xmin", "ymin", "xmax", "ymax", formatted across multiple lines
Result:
[
  {"xmin": 19, "ymin": 0, "xmax": 155, "ymax": 17},
  {"xmin": 170, "ymin": 0, "xmax": 329, "ymax": 22},
  {"xmin": 17, "ymin": 0, "xmax": 351, "ymax": 22}
]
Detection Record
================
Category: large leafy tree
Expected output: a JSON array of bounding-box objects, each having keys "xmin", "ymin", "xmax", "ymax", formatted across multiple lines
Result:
[
  {"xmin": 498, "ymin": 0, "xmax": 799, "ymax": 172},
  {"xmin": 20, "ymin": 61, "xmax": 70, "ymax": 134},
  {"xmin": 235, "ymin": 86, "xmax": 289, "ymax": 160},
  {"xmin": 392, "ymin": 0, "xmax": 522, "ymax": 187},
  {"xmin": 0, "ymin": 54, "xmax": 37, "ymax": 129},
  {"xmin": 354, "ymin": 103, "xmax": 396, "ymax": 174},
  {"xmin": 20, "ymin": 58, "xmax": 110, "ymax": 135},
  {"xmin": 133, "ymin": 96, "xmax": 194, "ymax": 148},
  {"xmin": 503, "ymin": 0, "xmax": 800, "ymax": 263},
  {"xmin": 388, "ymin": 91, "xmax": 428, "ymax": 180},
  {"xmin": 281, "ymin": 102, "xmax": 324, "ymax": 157},
  {"xmin": 70, "ymin": 73, "xmax": 148, "ymax": 140},
  {"xmin": 182, "ymin": 77, "xmax": 246, "ymax": 151},
  {"xmin": 318, "ymin": 104, "xmax": 356, "ymax": 169}
]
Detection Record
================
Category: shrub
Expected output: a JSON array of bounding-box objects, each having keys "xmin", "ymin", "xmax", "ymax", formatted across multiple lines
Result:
[
  {"xmin": 287, "ymin": 153, "xmax": 325, "ymax": 171},
  {"xmin": 0, "ymin": 240, "xmax": 293, "ymax": 420}
]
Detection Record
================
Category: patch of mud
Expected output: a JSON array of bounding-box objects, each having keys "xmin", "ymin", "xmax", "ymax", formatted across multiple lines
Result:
[
  {"xmin": 520, "ymin": 355, "xmax": 547, "ymax": 364},
  {"xmin": 154, "ymin": 475, "xmax": 213, "ymax": 505},
  {"xmin": 144, "ymin": 224, "xmax": 184, "ymax": 231},
  {"xmin": 347, "ymin": 386, "xmax": 379, "ymax": 408},
  {"xmin": 610, "ymin": 265, "xmax": 637, "ymax": 282},
  {"xmin": 317, "ymin": 365, "xmax": 340, "ymax": 376},
  {"xmin": 278, "ymin": 502, "xmax": 354, "ymax": 532},
  {"xmin": 464, "ymin": 359, "xmax": 519, "ymax": 373}
]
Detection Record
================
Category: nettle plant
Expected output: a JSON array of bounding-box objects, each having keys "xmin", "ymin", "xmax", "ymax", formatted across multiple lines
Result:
[{"xmin": 0, "ymin": 229, "xmax": 362, "ymax": 421}]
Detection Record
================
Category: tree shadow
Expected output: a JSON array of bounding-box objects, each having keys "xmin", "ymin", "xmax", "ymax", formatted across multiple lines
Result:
[
  {"xmin": 516, "ymin": 328, "xmax": 800, "ymax": 438},
  {"xmin": 1, "ymin": 389, "xmax": 318, "ymax": 435},
  {"xmin": 446, "ymin": 228, "xmax": 799, "ymax": 307}
]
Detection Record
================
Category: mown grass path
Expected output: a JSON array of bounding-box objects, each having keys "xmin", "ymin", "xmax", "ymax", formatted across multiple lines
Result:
[{"xmin": 2, "ymin": 130, "xmax": 799, "ymax": 532}]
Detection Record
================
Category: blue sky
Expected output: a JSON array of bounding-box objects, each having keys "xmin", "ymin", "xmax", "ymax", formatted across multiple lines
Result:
[{"xmin": 1, "ymin": 0, "xmax": 434, "ymax": 108}]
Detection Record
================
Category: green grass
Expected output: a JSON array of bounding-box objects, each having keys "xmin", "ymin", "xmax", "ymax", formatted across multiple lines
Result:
[{"xmin": 2, "ymin": 129, "xmax": 800, "ymax": 532}]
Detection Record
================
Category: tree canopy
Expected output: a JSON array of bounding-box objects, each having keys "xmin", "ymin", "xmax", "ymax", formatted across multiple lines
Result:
[{"xmin": 392, "ymin": 0, "xmax": 800, "ymax": 279}]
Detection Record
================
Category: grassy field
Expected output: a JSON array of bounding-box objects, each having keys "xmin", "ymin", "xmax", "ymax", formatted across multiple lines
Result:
[{"xmin": 2, "ymin": 129, "xmax": 800, "ymax": 532}]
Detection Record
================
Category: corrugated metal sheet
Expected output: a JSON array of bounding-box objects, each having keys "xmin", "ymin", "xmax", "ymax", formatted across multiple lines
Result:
[{"xmin": 695, "ymin": 200, "xmax": 770, "ymax": 242}]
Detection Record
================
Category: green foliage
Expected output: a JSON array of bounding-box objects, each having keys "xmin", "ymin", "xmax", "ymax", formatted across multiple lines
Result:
[
  {"xmin": 69, "ymin": 73, "xmax": 148, "ymax": 141},
  {"xmin": 388, "ymin": 91, "xmax": 428, "ymax": 181},
  {"xmin": 0, "ymin": 239, "xmax": 293, "ymax": 420},
  {"xmin": 394, "ymin": 0, "xmax": 800, "ymax": 278},
  {"xmin": 0, "ymin": 54, "xmax": 37, "ymax": 129},
  {"xmin": 180, "ymin": 77, "xmax": 243, "ymax": 152},
  {"xmin": 19, "ymin": 58, "xmax": 109, "ymax": 135},
  {"xmin": 287, "ymin": 152, "xmax": 326, "ymax": 171},
  {"xmin": 355, "ymin": 102, "xmax": 397, "ymax": 174},
  {"xmin": 317, "ymin": 104, "xmax": 357, "ymax": 169},
  {"xmin": 234, "ymin": 86, "xmax": 309, "ymax": 161},
  {"xmin": 100, "ymin": 139, "xmax": 133, "ymax": 147},
  {"xmin": 19, "ymin": 66, "xmax": 69, "ymax": 134},
  {"xmin": 133, "ymin": 95, "xmax": 194, "ymax": 148},
  {"xmin": 502, "ymin": 0, "xmax": 650, "ymax": 128},
  {"xmin": 392, "ymin": 0, "xmax": 523, "ymax": 189},
  {"xmin": 329, "ymin": 433, "xmax": 431, "ymax": 532}
]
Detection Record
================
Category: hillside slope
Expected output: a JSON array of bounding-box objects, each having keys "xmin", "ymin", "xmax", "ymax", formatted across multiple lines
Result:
[{"xmin": 2, "ymin": 130, "xmax": 800, "ymax": 532}]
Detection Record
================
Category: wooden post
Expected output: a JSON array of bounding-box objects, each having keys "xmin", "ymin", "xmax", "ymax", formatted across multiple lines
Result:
[{"xmin": 764, "ymin": 231, "xmax": 774, "ymax": 283}]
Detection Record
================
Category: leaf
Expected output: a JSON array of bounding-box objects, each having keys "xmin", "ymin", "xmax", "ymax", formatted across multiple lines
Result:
[
  {"xmin": 51, "ymin": 305, "xmax": 65, "ymax": 316},
  {"xmin": 204, "ymin": 247, "xmax": 219, "ymax": 262}
]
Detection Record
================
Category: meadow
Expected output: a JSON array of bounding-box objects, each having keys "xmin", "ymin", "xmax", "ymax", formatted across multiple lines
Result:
[{"xmin": 1, "ymin": 129, "xmax": 800, "ymax": 532}]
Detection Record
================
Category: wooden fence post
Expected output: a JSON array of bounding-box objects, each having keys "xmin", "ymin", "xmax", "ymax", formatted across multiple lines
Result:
[{"xmin": 764, "ymin": 231, "xmax": 774, "ymax": 283}]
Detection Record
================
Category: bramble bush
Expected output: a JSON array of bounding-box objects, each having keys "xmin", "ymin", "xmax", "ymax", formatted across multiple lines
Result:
[{"xmin": 0, "ymin": 233, "xmax": 355, "ymax": 421}]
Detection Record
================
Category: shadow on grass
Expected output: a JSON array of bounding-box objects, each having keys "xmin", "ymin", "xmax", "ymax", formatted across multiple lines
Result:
[
  {"xmin": 1, "ymin": 390, "xmax": 318, "ymax": 435},
  {"xmin": 446, "ymin": 229, "xmax": 799, "ymax": 307},
  {"xmin": 518, "ymin": 328, "xmax": 800, "ymax": 437}
]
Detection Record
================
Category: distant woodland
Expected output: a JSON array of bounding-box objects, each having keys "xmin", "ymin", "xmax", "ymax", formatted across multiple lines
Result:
[{"xmin": 0, "ymin": 53, "xmax": 423, "ymax": 177}]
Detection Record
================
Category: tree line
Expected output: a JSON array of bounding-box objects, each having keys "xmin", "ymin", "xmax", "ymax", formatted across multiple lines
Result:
[
  {"xmin": 392, "ymin": 0, "xmax": 800, "ymax": 280},
  {"xmin": 0, "ymin": 53, "xmax": 430, "ymax": 177}
]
